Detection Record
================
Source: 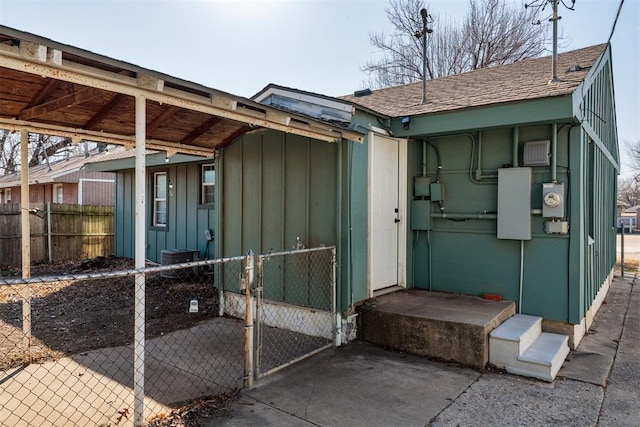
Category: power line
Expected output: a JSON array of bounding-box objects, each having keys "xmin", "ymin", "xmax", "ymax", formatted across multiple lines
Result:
[{"xmin": 608, "ymin": 0, "xmax": 625, "ymax": 44}]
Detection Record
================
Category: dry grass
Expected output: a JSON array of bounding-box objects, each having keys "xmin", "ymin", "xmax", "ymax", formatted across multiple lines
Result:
[{"xmin": 614, "ymin": 258, "xmax": 640, "ymax": 275}]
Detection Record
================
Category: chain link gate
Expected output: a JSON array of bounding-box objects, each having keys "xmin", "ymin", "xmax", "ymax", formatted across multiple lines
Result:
[
  {"xmin": 253, "ymin": 246, "xmax": 337, "ymax": 379},
  {"xmin": 1, "ymin": 247, "xmax": 336, "ymax": 425}
]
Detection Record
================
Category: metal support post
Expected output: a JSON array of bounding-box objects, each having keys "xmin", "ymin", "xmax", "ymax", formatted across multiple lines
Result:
[
  {"xmin": 20, "ymin": 129, "xmax": 31, "ymax": 364},
  {"xmin": 133, "ymin": 95, "xmax": 147, "ymax": 426},
  {"xmin": 244, "ymin": 250, "xmax": 255, "ymax": 388}
]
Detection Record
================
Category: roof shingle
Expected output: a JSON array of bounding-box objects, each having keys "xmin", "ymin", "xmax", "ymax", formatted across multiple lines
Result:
[{"xmin": 341, "ymin": 44, "xmax": 607, "ymax": 117}]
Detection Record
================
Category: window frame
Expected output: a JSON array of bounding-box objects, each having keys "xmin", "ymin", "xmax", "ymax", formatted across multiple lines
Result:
[
  {"xmin": 201, "ymin": 163, "xmax": 215, "ymax": 207},
  {"xmin": 152, "ymin": 171, "xmax": 168, "ymax": 228},
  {"xmin": 52, "ymin": 183, "xmax": 63, "ymax": 204}
]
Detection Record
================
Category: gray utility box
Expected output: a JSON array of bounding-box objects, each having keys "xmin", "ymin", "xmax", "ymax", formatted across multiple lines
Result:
[
  {"xmin": 542, "ymin": 182, "xmax": 565, "ymax": 218},
  {"xmin": 497, "ymin": 168, "xmax": 532, "ymax": 240},
  {"xmin": 411, "ymin": 199, "xmax": 432, "ymax": 230}
]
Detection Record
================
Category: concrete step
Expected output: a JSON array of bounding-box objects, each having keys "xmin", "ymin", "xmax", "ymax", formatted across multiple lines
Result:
[
  {"xmin": 489, "ymin": 314, "xmax": 570, "ymax": 382},
  {"xmin": 358, "ymin": 290, "xmax": 515, "ymax": 368}
]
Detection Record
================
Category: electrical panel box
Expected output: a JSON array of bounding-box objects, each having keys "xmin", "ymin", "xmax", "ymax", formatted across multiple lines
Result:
[
  {"xmin": 497, "ymin": 168, "xmax": 532, "ymax": 240},
  {"xmin": 429, "ymin": 183, "xmax": 444, "ymax": 202},
  {"xmin": 411, "ymin": 200, "xmax": 432, "ymax": 230},
  {"xmin": 542, "ymin": 182, "xmax": 565, "ymax": 218},
  {"xmin": 414, "ymin": 176, "xmax": 431, "ymax": 197}
]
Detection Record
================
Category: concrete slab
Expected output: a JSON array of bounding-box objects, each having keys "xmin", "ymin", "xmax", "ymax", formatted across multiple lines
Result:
[
  {"xmin": 558, "ymin": 280, "xmax": 630, "ymax": 386},
  {"xmin": 0, "ymin": 317, "xmax": 245, "ymax": 426},
  {"xmin": 599, "ymin": 279, "xmax": 640, "ymax": 426},
  {"xmin": 238, "ymin": 341, "xmax": 481, "ymax": 427},
  {"xmin": 358, "ymin": 290, "xmax": 515, "ymax": 367},
  {"xmin": 431, "ymin": 374, "xmax": 603, "ymax": 427},
  {"xmin": 214, "ymin": 397, "xmax": 316, "ymax": 426}
]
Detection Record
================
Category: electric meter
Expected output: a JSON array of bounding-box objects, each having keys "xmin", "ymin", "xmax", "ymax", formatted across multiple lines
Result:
[{"xmin": 543, "ymin": 191, "xmax": 562, "ymax": 208}]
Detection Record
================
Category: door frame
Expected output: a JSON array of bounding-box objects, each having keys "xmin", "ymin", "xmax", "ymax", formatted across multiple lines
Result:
[{"xmin": 367, "ymin": 131, "xmax": 408, "ymax": 297}]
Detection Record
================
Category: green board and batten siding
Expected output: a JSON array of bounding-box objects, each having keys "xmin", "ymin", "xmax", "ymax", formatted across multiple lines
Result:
[
  {"xmin": 216, "ymin": 128, "xmax": 373, "ymax": 312},
  {"xmin": 114, "ymin": 162, "xmax": 215, "ymax": 262},
  {"xmin": 572, "ymin": 47, "xmax": 619, "ymax": 324},
  {"xmin": 396, "ymin": 48, "xmax": 617, "ymax": 325}
]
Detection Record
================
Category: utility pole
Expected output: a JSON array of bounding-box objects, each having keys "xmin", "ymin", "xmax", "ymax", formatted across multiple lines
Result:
[
  {"xmin": 550, "ymin": 0, "xmax": 560, "ymax": 82},
  {"xmin": 415, "ymin": 8, "xmax": 433, "ymax": 105}
]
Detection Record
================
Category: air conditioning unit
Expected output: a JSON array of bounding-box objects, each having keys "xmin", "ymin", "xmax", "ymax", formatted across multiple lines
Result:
[{"xmin": 160, "ymin": 249, "xmax": 199, "ymax": 278}]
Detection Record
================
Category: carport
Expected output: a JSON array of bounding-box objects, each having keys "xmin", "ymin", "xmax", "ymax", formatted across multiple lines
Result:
[{"xmin": 0, "ymin": 24, "xmax": 362, "ymax": 425}]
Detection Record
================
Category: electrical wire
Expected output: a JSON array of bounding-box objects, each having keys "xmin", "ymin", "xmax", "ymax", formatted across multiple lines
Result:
[{"xmin": 608, "ymin": 0, "xmax": 625, "ymax": 44}]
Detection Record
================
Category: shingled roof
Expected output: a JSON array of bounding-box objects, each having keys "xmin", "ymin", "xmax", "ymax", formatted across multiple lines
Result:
[{"xmin": 341, "ymin": 44, "xmax": 607, "ymax": 117}]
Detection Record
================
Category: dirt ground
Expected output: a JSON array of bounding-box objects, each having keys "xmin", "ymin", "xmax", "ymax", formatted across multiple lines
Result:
[{"xmin": 0, "ymin": 256, "xmax": 219, "ymax": 371}]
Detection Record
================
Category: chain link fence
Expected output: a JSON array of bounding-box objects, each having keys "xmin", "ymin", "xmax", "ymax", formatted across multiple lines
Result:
[
  {"xmin": 0, "ymin": 247, "xmax": 336, "ymax": 425},
  {"xmin": 255, "ymin": 246, "xmax": 336, "ymax": 378}
]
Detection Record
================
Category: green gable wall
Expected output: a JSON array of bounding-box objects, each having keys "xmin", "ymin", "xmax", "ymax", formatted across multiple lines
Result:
[{"xmin": 394, "ymin": 46, "xmax": 618, "ymax": 325}]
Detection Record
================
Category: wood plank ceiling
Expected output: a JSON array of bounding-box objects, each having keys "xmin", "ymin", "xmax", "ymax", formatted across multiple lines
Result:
[{"xmin": 0, "ymin": 27, "xmax": 362, "ymax": 157}]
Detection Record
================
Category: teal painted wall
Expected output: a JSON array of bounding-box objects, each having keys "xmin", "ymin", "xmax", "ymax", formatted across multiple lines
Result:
[
  {"xmin": 398, "ymin": 48, "xmax": 617, "ymax": 325},
  {"xmin": 405, "ymin": 125, "xmax": 573, "ymax": 322},
  {"xmin": 218, "ymin": 130, "xmax": 347, "ymax": 304},
  {"xmin": 219, "ymin": 130, "xmax": 338, "ymax": 255},
  {"xmin": 113, "ymin": 162, "xmax": 215, "ymax": 262}
]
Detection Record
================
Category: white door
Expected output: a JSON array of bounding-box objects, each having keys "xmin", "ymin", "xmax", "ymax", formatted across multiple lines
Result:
[{"xmin": 369, "ymin": 132, "xmax": 407, "ymax": 294}]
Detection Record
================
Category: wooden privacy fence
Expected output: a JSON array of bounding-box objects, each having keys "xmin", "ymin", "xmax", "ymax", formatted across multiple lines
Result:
[{"xmin": 0, "ymin": 203, "xmax": 114, "ymax": 266}]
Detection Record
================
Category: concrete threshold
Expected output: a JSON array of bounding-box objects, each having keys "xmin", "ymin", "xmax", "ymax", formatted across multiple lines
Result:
[{"xmin": 357, "ymin": 290, "xmax": 515, "ymax": 368}]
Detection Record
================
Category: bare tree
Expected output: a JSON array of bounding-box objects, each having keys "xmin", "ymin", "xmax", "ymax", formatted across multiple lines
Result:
[
  {"xmin": 1, "ymin": 130, "xmax": 80, "ymax": 175},
  {"xmin": 362, "ymin": 0, "xmax": 549, "ymax": 88},
  {"xmin": 618, "ymin": 176, "xmax": 640, "ymax": 208},
  {"xmin": 625, "ymin": 140, "xmax": 640, "ymax": 178}
]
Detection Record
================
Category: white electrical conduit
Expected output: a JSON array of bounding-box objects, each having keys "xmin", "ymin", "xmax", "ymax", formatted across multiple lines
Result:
[{"xmin": 519, "ymin": 240, "xmax": 524, "ymax": 314}]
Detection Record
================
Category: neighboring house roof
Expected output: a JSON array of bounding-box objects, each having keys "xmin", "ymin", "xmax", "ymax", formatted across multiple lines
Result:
[
  {"xmin": 0, "ymin": 146, "xmax": 123, "ymax": 187},
  {"xmin": 340, "ymin": 44, "xmax": 607, "ymax": 117},
  {"xmin": 623, "ymin": 204, "xmax": 640, "ymax": 212},
  {"xmin": 84, "ymin": 147, "xmax": 213, "ymax": 172}
]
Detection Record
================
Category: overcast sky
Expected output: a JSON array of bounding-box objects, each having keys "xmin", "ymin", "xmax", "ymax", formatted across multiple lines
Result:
[{"xmin": 0, "ymin": 0, "xmax": 638, "ymax": 173}]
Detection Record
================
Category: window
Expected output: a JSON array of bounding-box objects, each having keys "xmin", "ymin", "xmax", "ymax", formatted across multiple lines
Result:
[
  {"xmin": 153, "ymin": 172, "xmax": 167, "ymax": 227},
  {"xmin": 53, "ymin": 184, "xmax": 63, "ymax": 204},
  {"xmin": 4, "ymin": 189, "xmax": 10, "ymax": 203},
  {"xmin": 201, "ymin": 164, "xmax": 215, "ymax": 205}
]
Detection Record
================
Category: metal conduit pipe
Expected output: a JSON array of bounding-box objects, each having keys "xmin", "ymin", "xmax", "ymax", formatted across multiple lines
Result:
[
  {"xmin": 519, "ymin": 240, "xmax": 524, "ymax": 314},
  {"xmin": 552, "ymin": 122, "xmax": 558, "ymax": 182},
  {"xmin": 422, "ymin": 139, "xmax": 427, "ymax": 177},
  {"xmin": 513, "ymin": 127, "xmax": 519, "ymax": 167},
  {"xmin": 430, "ymin": 212, "xmax": 497, "ymax": 220}
]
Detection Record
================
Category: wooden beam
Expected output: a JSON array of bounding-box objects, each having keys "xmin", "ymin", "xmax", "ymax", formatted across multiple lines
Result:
[
  {"xmin": 83, "ymin": 93, "xmax": 124, "ymax": 130},
  {"xmin": 0, "ymin": 52, "xmax": 365, "ymax": 143},
  {"xmin": 181, "ymin": 115, "xmax": 222, "ymax": 145},
  {"xmin": 219, "ymin": 125, "xmax": 252, "ymax": 147},
  {"xmin": 146, "ymin": 105, "xmax": 180, "ymax": 135},
  {"xmin": 0, "ymin": 117, "xmax": 213, "ymax": 157},
  {"xmin": 18, "ymin": 86, "xmax": 103, "ymax": 120},
  {"xmin": 24, "ymin": 78, "xmax": 60, "ymax": 110}
]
